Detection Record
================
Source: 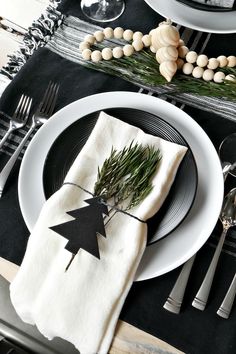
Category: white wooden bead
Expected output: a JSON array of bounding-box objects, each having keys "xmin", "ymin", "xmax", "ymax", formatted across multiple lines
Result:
[
  {"xmin": 207, "ymin": 58, "xmax": 219, "ymax": 70},
  {"xmin": 178, "ymin": 39, "xmax": 185, "ymax": 47},
  {"xmin": 217, "ymin": 55, "xmax": 228, "ymax": 68},
  {"xmin": 196, "ymin": 54, "xmax": 208, "ymax": 68},
  {"xmin": 123, "ymin": 29, "xmax": 133, "ymax": 41},
  {"xmin": 101, "ymin": 47, "xmax": 113, "ymax": 60},
  {"xmin": 132, "ymin": 39, "xmax": 144, "ymax": 51},
  {"xmin": 225, "ymin": 74, "xmax": 236, "ymax": 82},
  {"xmin": 192, "ymin": 66, "xmax": 204, "ymax": 79},
  {"xmin": 227, "ymin": 55, "xmax": 236, "ymax": 68},
  {"xmin": 150, "ymin": 46, "xmax": 157, "ymax": 53},
  {"xmin": 91, "ymin": 50, "xmax": 102, "ymax": 62},
  {"xmin": 203, "ymin": 69, "xmax": 214, "ymax": 81},
  {"xmin": 82, "ymin": 49, "xmax": 92, "ymax": 60},
  {"xmin": 149, "ymin": 29, "xmax": 156, "ymax": 36},
  {"xmin": 176, "ymin": 58, "xmax": 184, "ymax": 70},
  {"xmin": 213, "ymin": 71, "xmax": 225, "ymax": 83},
  {"xmin": 112, "ymin": 46, "xmax": 124, "ymax": 58},
  {"xmin": 123, "ymin": 44, "xmax": 134, "ymax": 56},
  {"xmin": 84, "ymin": 34, "xmax": 96, "ymax": 45},
  {"xmin": 94, "ymin": 30, "xmax": 105, "ymax": 42},
  {"xmin": 114, "ymin": 27, "xmax": 124, "ymax": 39},
  {"xmin": 79, "ymin": 41, "xmax": 90, "ymax": 51},
  {"xmin": 142, "ymin": 34, "xmax": 151, "ymax": 47},
  {"xmin": 186, "ymin": 51, "xmax": 198, "ymax": 64},
  {"xmin": 182, "ymin": 63, "xmax": 194, "ymax": 75},
  {"xmin": 103, "ymin": 27, "xmax": 114, "ymax": 39},
  {"xmin": 178, "ymin": 46, "xmax": 189, "ymax": 59},
  {"xmin": 133, "ymin": 31, "xmax": 143, "ymax": 41}
]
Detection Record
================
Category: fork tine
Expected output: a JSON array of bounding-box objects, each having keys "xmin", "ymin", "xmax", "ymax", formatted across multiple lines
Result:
[
  {"xmin": 24, "ymin": 97, "xmax": 32, "ymax": 122},
  {"xmin": 12, "ymin": 94, "xmax": 25, "ymax": 119},
  {"xmin": 40, "ymin": 81, "xmax": 54, "ymax": 113},
  {"xmin": 19, "ymin": 96, "xmax": 30, "ymax": 121},
  {"xmin": 46, "ymin": 83, "xmax": 59, "ymax": 117}
]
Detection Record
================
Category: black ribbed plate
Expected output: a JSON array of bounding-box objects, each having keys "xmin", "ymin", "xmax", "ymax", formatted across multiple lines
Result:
[
  {"xmin": 43, "ymin": 108, "xmax": 198, "ymax": 245},
  {"xmin": 176, "ymin": 0, "xmax": 236, "ymax": 12}
]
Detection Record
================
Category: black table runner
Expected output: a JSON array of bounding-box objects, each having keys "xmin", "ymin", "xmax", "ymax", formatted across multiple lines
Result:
[{"xmin": 0, "ymin": 0, "xmax": 235, "ymax": 353}]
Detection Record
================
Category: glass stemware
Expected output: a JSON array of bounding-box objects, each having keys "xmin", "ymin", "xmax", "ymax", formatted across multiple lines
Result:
[
  {"xmin": 81, "ymin": 0, "xmax": 125, "ymax": 22},
  {"xmin": 219, "ymin": 132, "xmax": 236, "ymax": 178}
]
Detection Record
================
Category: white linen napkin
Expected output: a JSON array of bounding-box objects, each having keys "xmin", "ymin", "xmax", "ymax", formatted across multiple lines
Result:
[{"xmin": 10, "ymin": 111, "xmax": 187, "ymax": 354}]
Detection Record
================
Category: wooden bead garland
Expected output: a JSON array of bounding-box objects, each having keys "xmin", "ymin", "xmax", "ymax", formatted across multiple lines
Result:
[{"xmin": 80, "ymin": 22, "xmax": 236, "ymax": 84}]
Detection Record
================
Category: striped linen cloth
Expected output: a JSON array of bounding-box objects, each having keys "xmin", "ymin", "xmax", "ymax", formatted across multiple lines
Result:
[{"xmin": 46, "ymin": 16, "xmax": 236, "ymax": 122}]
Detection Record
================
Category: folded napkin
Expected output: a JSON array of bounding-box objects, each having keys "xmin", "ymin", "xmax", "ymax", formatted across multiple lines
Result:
[{"xmin": 10, "ymin": 111, "xmax": 187, "ymax": 354}]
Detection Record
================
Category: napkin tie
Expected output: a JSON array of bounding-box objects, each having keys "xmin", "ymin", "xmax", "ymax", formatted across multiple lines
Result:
[{"xmin": 63, "ymin": 181, "xmax": 146, "ymax": 224}]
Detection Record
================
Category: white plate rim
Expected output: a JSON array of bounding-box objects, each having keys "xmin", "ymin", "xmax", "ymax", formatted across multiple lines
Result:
[
  {"xmin": 18, "ymin": 91, "xmax": 224, "ymax": 281},
  {"xmin": 144, "ymin": 0, "xmax": 236, "ymax": 33}
]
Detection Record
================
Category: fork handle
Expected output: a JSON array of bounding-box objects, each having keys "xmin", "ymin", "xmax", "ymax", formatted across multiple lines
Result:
[
  {"xmin": 0, "ymin": 125, "xmax": 36, "ymax": 197},
  {"xmin": 163, "ymin": 254, "xmax": 196, "ymax": 314},
  {"xmin": 0, "ymin": 127, "xmax": 14, "ymax": 150},
  {"xmin": 192, "ymin": 227, "xmax": 228, "ymax": 311}
]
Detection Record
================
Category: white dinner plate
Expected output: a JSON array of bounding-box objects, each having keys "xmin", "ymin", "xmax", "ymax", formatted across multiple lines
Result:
[
  {"xmin": 18, "ymin": 92, "xmax": 224, "ymax": 281},
  {"xmin": 144, "ymin": 0, "xmax": 236, "ymax": 33}
]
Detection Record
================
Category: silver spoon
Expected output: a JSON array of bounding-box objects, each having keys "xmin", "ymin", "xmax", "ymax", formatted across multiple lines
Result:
[{"xmin": 192, "ymin": 187, "xmax": 236, "ymax": 311}]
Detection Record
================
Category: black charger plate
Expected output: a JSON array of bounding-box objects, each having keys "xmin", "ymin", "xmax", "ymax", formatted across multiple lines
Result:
[
  {"xmin": 43, "ymin": 108, "xmax": 198, "ymax": 245},
  {"xmin": 176, "ymin": 0, "xmax": 236, "ymax": 11}
]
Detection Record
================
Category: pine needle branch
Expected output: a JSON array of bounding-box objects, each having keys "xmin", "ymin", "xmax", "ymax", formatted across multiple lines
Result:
[{"xmin": 94, "ymin": 142, "xmax": 161, "ymax": 210}]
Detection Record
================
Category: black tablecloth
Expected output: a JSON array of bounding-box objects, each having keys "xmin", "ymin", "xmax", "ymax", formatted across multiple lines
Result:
[{"xmin": 0, "ymin": 0, "xmax": 236, "ymax": 353}]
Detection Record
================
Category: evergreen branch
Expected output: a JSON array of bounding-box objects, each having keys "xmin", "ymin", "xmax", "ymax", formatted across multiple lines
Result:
[
  {"xmin": 94, "ymin": 142, "xmax": 162, "ymax": 210},
  {"xmin": 83, "ymin": 47, "xmax": 236, "ymax": 101}
]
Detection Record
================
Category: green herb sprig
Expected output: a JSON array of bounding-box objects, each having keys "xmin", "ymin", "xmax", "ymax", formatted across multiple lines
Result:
[
  {"xmin": 94, "ymin": 142, "xmax": 161, "ymax": 210},
  {"xmin": 83, "ymin": 46, "xmax": 236, "ymax": 101}
]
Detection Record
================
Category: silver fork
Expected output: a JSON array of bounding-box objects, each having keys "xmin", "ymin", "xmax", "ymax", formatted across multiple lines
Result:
[
  {"xmin": 0, "ymin": 95, "xmax": 32, "ymax": 150},
  {"xmin": 0, "ymin": 82, "xmax": 59, "ymax": 198}
]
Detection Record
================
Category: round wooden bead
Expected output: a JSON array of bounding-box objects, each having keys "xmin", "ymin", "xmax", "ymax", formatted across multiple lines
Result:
[
  {"xmin": 217, "ymin": 55, "xmax": 228, "ymax": 68},
  {"xmin": 91, "ymin": 50, "xmax": 102, "ymax": 62},
  {"xmin": 84, "ymin": 34, "xmax": 96, "ymax": 45},
  {"xmin": 112, "ymin": 46, "xmax": 124, "ymax": 58},
  {"xmin": 182, "ymin": 62, "xmax": 194, "ymax": 75},
  {"xmin": 177, "ymin": 39, "xmax": 185, "ymax": 47},
  {"xmin": 82, "ymin": 49, "xmax": 92, "ymax": 60},
  {"xmin": 150, "ymin": 46, "xmax": 157, "ymax": 53},
  {"xmin": 225, "ymin": 74, "xmax": 236, "ymax": 82},
  {"xmin": 79, "ymin": 41, "xmax": 90, "ymax": 51},
  {"xmin": 213, "ymin": 71, "xmax": 225, "ymax": 83},
  {"xmin": 178, "ymin": 46, "xmax": 189, "ymax": 59},
  {"xmin": 142, "ymin": 34, "xmax": 152, "ymax": 47},
  {"xmin": 114, "ymin": 27, "xmax": 124, "ymax": 39},
  {"xmin": 192, "ymin": 66, "xmax": 204, "ymax": 79},
  {"xmin": 149, "ymin": 29, "xmax": 156, "ymax": 36},
  {"xmin": 94, "ymin": 30, "xmax": 105, "ymax": 42},
  {"xmin": 123, "ymin": 29, "xmax": 133, "ymax": 41},
  {"xmin": 185, "ymin": 51, "xmax": 198, "ymax": 64},
  {"xmin": 103, "ymin": 27, "xmax": 114, "ymax": 39},
  {"xmin": 133, "ymin": 31, "xmax": 143, "ymax": 41},
  {"xmin": 196, "ymin": 54, "xmax": 208, "ymax": 68},
  {"xmin": 132, "ymin": 39, "xmax": 144, "ymax": 51},
  {"xmin": 207, "ymin": 58, "xmax": 219, "ymax": 70},
  {"xmin": 176, "ymin": 58, "xmax": 184, "ymax": 70},
  {"xmin": 123, "ymin": 44, "xmax": 134, "ymax": 56},
  {"xmin": 101, "ymin": 47, "xmax": 113, "ymax": 60},
  {"xmin": 203, "ymin": 69, "xmax": 214, "ymax": 81},
  {"xmin": 227, "ymin": 55, "xmax": 236, "ymax": 68}
]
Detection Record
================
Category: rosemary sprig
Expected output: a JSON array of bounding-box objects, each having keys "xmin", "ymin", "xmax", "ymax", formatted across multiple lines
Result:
[
  {"xmin": 94, "ymin": 142, "xmax": 161, "ymax": 210},
  {"xmin": 83, "ymin": 46, "xmax": 236, "ymax": 101}
]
